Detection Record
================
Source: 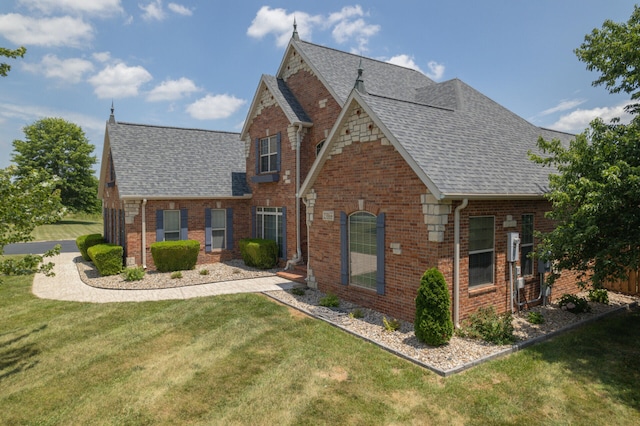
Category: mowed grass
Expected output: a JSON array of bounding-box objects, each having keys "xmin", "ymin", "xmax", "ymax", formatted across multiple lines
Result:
[
  {"xmin": 32, "ymin": 213, "xmax": 103, "ymax": 241},
  {"xmin": 1, "ymin": 272, "xmax": 640, "ymax": 425}
]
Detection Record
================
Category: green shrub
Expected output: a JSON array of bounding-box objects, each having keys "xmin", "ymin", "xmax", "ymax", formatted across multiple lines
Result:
[
  {"xmin": 150, "ymin": 240, "xmax": 200, "ymax": 272},
  {"xmin": 458, "ymin": 306, "xmax": 515, "ymax": 345},
  {"xmin": 76, "ymin": 233, "xmax": 105, "ymax": 261},
  {"xmin": 414, "ymin": 268, "xmax": 454, "ymax": 346},
  {"xmin": 383, "ymin": 317, "xmax": 401, "ymax": 332},
  {"xmin": 319, "ymin": 293, "xmax": 339, "ymax": 307},
  {"xmin": 527, "ymin": 311, "xmax": 545, "ymax": 324},
  {"xmin": 349, "ymin": 308, "xmax": 364, "ymax": 319},
  {"xmin": 291, "ymin": 287, "xmax": 306, "ymax": 296},
  {"xmin": 558, "ymin": 294, "xmax": 592, "ymax": 313},
  {"xmin": 171, "ymin": 271, "xmax": 183, "ymax": 279},
  {"xmin": 588, "ymin": 288, "xmax": 609, "ymax": 305},
  {"xmin": 87, "ymin": 243, "xmax": 123, "ymax": 276},
  {"xmin": 122, "ymin": 266, "xmax": 145, "ymax": 281},
  {"xmin": 239, "ymin": 238, "xmax": 278, "ymax": 269},
  {"xmin": 199, "ymin": 269, "xmax": 209, "ymax": 275}
]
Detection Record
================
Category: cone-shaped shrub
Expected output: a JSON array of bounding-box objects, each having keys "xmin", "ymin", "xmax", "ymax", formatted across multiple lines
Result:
[{"xmin": 414, "ymin": 267, "xmax": 454, "ymax": 346}]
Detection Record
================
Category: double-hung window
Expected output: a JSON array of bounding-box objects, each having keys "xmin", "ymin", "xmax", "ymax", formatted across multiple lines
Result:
[
  {"xmin": 260, "ymin": 135, "xmax": 278, "ymax": 173},
  {"xmin": 521, "ymin": 214, "xmax": 534, "ymax": 275},
  {"xmin": 163, "ymin": 210, "xmax": 181, "ymax": 241},
  {"xmin": 469, "ymin": 216, "xmax": 494, "ymax": 287},
  {"xmin": 211, "ymin": 209, "xmax": 226, "ymax": 250}
]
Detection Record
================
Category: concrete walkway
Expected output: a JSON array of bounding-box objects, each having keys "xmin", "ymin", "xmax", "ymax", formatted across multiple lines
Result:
[{"xmin": 32, "ymin": 252, "xmax": 297, "ymax": 303}]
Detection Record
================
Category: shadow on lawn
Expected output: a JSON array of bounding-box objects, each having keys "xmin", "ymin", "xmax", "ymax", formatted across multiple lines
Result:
[
  {"xmin": 0, "ymin": 325, "xmax": 46, "ymax": 381},
  {"xmin": 528, "ymin": 307, "xmax": 640, "ymax": 411}
]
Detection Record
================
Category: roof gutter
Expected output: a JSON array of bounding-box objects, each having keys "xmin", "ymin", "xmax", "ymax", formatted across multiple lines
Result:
[
  {"xmin": 442, "ymin": 193, "xmax": 547, "ymax": 201},
  {"xmin": 119, "ymin": 194, "xmax": 252, "ymax": 201}
]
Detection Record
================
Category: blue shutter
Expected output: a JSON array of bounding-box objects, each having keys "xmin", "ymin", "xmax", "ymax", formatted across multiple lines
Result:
[
  {"xmin": 340, "ymin": 211, "xmax": 348, "ymax": 285},
  {"xmin": 276, "ymin": 132, "xmax": 281, "ymax": 172},
  {"xmin": 204, "ymin": 208, "xmax": 212, "ymax": 252},
  {"xmin": 103, "ymin": 208, "xmax": 107, "ymax": 240},
  {"xmin": 376, "ymin": 213, "xmax": 386, "ymax": 295},
  {"xmin": 251, "ymin": 206, "xmax": 257, "ymax": 238},
  {"xmin": 226, "ymin": 208, "xmax": 234, "ymax": 250},
  {"xmin": 280, "ymin": 206, "xmax": 287, "ymax": 259},
  {"xmin": 180, "ymin": 208, "xmax": 188, "ymax": 240},
  {"xmin": 156, "ymin": 210, "xmax": 164, "ymax": 242},
  {"xmin": 255, "ymin": 138, "xmax": 260, "ymax": 175}
]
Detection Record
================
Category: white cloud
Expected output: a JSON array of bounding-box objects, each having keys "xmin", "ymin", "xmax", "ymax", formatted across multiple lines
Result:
[
  {"xmin": 186, "ymin": 94, "xmax": 246, "ymax": 120},
  {"xmin": 168, "ymin": 3, "xmax": 192, "ymax": 16},
  {"xmin": 88, "ymin": 63, "xmax": 153, "ymax": 99},
  {"xmin": 93, "ymin": 51, "xmax": 112, "ymax": 63},
  {"xmin": 140, "ymin": 0, "xmax": 165, "ymax": 21},
  {"xmin": 387, "ymin": 54, "xmax": 423, "ymax": 73},
  {"xmin": 547, "ymin": 101, "xmax": 634, "ymax": 133},
  {"xmin": 425, "ymin": 61, "xmax": 445, "ymax": 81},
  {"xmin": 0, "ymin": 13, "xmax": 93, "ymax": 47},
  {"xmin": 147, "ymin": 77, "xmax": 200, "ymax": 101},
  {"xmin": 17, "ymin": 0, "xmax": 123, "ymax": 16},
  {"xmin": 247, "ymin": 5, "xmax": 378, "ymax": 52},
  {"xmin": 539, "ymin": 99, "xmax": 587, "ymax": 116},
  {"xmin": 23, "ymin": 54, "xmax": 94, "ymax": 83},
  {"xmin": 0, "ymin": 102, "xmax": 105, "ymax": 132}
]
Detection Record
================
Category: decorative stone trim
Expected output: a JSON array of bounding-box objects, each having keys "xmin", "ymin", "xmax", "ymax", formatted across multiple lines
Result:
[
  {"xmin": 282, "ymin": 50, "xmax": 315, "ymax": 81},
  {"xmin": 124, "ymin": 200, "xmax": 141, "ymax": 225},
  {"xmin": 244, "ymin": 135, "xmax": 251, "ymax": 158},
  {"xmin": 421, "ymin": 193, "xmax": 451, "ymax": 242},
  {"xmin": 287, "ymin": 124, "xmax": 308, "ymax": 150},
  {"xmin": 305, "ymin": 189, "xmax": 317, "ymax": 223},
  {"xmin": 329, "ymin": 106, "xmax": 383, "ymax": 158}
]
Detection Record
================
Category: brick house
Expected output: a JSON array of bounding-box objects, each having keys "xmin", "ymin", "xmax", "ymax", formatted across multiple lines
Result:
[{"xmin": 99, "ymin": 29, "xmax": 580, "ymax": 323}]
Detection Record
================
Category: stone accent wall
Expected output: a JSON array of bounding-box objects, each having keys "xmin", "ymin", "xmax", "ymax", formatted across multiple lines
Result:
[
  {"xmin": 421, "ymin": 193, "xmax": 452, "ymax": 242},
  {"xmin": 328, "ymin": 107, "xmax": 389, "ymax": 157},
  {"xmin": 281, "ymin": 49, "xmax": 315, "ymax": 81}
]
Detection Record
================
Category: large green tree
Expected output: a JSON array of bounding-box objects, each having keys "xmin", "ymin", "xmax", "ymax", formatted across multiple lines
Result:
[
  {"xmin": 12, "ymin": 118, "xmax": 101, "ymax": 214},
  {"xmin": 0, "ymin": 46, "xmax": 26, "ymax": 77},
  {"xmin": 532, "ymin": 6, "xmax": 640, "ymax": 288},
  {"xmin": 0, "ymin": 166, "xmax": 64, "ymax": 281}
]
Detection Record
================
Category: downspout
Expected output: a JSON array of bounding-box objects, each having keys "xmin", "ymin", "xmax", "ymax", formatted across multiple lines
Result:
[
  {"xmin": 286, "ymin": 123, "xmax": 304, "ymax": 270},
  {"xmin": 141, "ymin": 198, "xmax": 147, "ymax": 269},
  {"xmin": 453, "ymin": 198, "xmax": 469, "ymax": 328}
]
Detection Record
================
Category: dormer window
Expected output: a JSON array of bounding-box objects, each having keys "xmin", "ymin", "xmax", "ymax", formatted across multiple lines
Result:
[{"xmin": 260, "ymin": 135, "xmax": 279, "ymax": 173}]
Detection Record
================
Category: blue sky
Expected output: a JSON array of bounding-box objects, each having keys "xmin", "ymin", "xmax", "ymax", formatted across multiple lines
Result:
[{"xmin": 0, "ymin": 1, "xmax": 637, "ymax": 172}]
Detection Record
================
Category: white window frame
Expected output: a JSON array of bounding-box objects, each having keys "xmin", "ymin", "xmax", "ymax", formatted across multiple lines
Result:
[
  {"xmin": 468, "ymin": 216, "xmax": 495, "ymax": 287},
  {"xmin": 349, "ymin": 211, "xmax": 377, "ymax": 290},
  {"xmin": 521, "ymin": 214, "xmax": 534, "ymax": 276},
  {"xmin": 211, "ymin": 209, "xmax": 226, "ymax": 250},
  {"xmin": 164, "ymin": 210, "xmax": 180, "ymax": 241},
  {"xmin": 259, "ymin": 135, "xmax": 278, "ymax": 173}
]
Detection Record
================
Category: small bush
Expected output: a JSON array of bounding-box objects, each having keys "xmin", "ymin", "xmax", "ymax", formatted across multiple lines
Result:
[
  {"xmin": 558, "ymin": 294, "xmax": 591, "ymax": 313},
  {"xmin": 414, "ymin": 268, "xmax": 454, "ymax": 346},
  {"xmin": 527, "ymin": 311, "xmax": 545, "ymax": 324},
  {"xmin": 122, "ymin": 266, "xmax": 145, "ymax": 281},
  {"xmin": 87, "ymin": 243, "xmax": 123, "ymax": 276},
  {"xmin": 588, "ymin": 288, "xmax": 609, "ymax": 305},
  {"xmin": 171, "ymin": 271, "xmax": 183, "ymax": 279},
  {"xmin": 291, "ymin": 287, "xmax": 306, "ymax": 296},
  {"xmin": 383, "ymin": 317, "xmax": 401, "ymax": 332},
  {"xmin": 76, "ymin": 233, "xmax": 105, "ymax": 261},
  {"xmin": 239, "ymin": 238, "xmax": 278, "ymax": 269},
  {"xmin": 319, "ymin": 293, "xmax": 339, "ymax": 307},
  {"xmin": 349, "ymin": 308, "xmax": 364, "ymax": 319},
  {"xmin": 150, "ymin": 240, "xmax": 200, "ymax": 272},
  {"xmin": 458, "ymin": 306, "xmax": 515, "ymax": 345},
  {"xmin": 199, "ymin": 269, "xmax": 209, "ymax": 275}
]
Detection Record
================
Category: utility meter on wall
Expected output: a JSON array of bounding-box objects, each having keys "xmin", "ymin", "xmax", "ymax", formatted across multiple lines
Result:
[{"xmin": 507, "ymin": 232, "xmax": 520, "ymax": 263}]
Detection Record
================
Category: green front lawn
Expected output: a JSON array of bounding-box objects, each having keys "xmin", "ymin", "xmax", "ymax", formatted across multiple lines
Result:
[
  {"xmin": 1, "ymin": 272, "xmax": 639, "ymax": 424},
  {"xmin": 31, "ymin": 213, "xmax": 103, "ymax": 241}
]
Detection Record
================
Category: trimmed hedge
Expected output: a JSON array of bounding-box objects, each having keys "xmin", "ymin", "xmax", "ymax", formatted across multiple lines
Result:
[
  {"xmin": 150, "ymin": 240, "xmax": 200, "ymax": 272},
  {"xmin": 239, "ymin": 238, "xmax": 278, "ymax": 269},
  {"xmin": 87, "ymin": 243, "xmax": 123, "ymax": 276},
  {"xmin": 76, "ymin": 233, "xmax": 105, "ymax": 261},
  {"xmin": 414, "ymin": 268, "xmax": 454, "ymax": 346}
]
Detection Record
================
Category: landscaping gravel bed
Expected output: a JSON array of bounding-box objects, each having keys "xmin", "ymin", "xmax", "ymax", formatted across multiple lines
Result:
[{"xmin": 76, "ymin": 259, "xmax": 639, "ymax": 374}]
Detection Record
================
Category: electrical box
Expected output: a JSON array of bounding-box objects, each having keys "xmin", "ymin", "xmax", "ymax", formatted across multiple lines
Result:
[
  {"xmin": 538, "ymin": 257, "xmax": 551, "ymax": 274},
  {"xmin": 507, "ymin": 232, "xmax": 520, "ymax": 263}
]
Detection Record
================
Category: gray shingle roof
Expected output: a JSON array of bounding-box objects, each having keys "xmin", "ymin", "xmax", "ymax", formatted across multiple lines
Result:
[
  {"xmin": 360, "ymin": 80, "xmax": 575, "ymax": 197},
  {"xmin": 107, "ymin": 122, "xmax": 249, "ymax": 199},
  {"xmin": 262, "ymin": 74, "xmax": 312, "ymax": 124},
  {"xmin": 292, "ymin": 40, "xmax": 435, "ymax": 105}
]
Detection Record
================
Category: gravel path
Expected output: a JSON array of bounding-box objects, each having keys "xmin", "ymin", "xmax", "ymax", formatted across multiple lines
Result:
[{"xmin": 76, "ymin": 260, "xmax": 639, "ymax": 374}]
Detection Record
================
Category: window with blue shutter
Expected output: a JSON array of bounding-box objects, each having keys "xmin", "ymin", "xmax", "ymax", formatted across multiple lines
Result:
[
  {"xmin": 205, "ymin": 208, "xmax": 212, "ymax": 252},
  {"xmin": 251, "ymin": 133, "xmax": 281, "ymax": 183},
  {"xmin": 226, "ymin": 208, "xmax": 234, "ymax": 250},
  {"xmin": 341, "ymin": 211, "xmax": 386, "ymax": 294},
  {"xmin": 180, "ymin": 208, "xmax": 188, "ymax": 240},
  {"xmin": 340, "ymin": 212, "xmax": 348, "ymax": 285}
]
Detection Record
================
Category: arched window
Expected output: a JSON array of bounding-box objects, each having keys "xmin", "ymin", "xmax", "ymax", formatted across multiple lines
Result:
[{"xmin": 315, "ymin": 139, "xmax": 326, "ymax": 156}]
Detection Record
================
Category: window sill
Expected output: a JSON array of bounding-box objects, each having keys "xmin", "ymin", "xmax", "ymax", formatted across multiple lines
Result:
[
  {"xmin": 468, "ymin": 284, "xmax": 496, "ymax": 297},
  {"xmin": 251, "ymin": 173, "xmax": 279, "ymax": 183}
]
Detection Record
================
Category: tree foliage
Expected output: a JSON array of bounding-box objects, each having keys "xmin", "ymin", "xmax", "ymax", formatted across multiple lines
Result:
[
  {"xmin": 0, "ymin": 46, "xmax": 26, "ymax": 77},
  {"xmin": 414, "ymin": 268, "xmax": 453, "ymax": 346},
  {"xmin": 531, "ymin": 117, "xmax": 640, "ymax": 287},
  {"xmin": 12, "ymin": 118, "xmax": 101, "ymax": 214},
  {"xmin": 0, "ymin": 166, "xmax": 64, "ymax": 281},
  {"xmin": 575, "ymin": 5, "xmax": 640, "ymax": 113}
]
